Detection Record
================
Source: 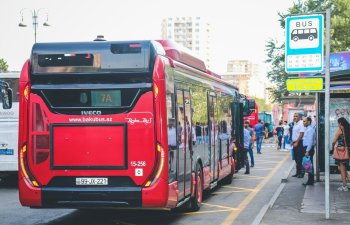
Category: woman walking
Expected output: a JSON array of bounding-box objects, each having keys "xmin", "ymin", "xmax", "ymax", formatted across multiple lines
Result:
[{"xmin": 332, "ymin": 117, "xmax": 350, "ymax": 191}]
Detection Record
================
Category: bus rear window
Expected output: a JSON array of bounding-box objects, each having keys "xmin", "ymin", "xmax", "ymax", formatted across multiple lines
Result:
[
  {"xmin": 111, "ymin": 44, "xmax": 142, "ymax": 54},
  {"xmin": 30, "ymin": 41, "xmax": 152, "ymax": 75},
  {"xmin": 38, "ymin": 54, "xmax": 94, "ymax": 67}
]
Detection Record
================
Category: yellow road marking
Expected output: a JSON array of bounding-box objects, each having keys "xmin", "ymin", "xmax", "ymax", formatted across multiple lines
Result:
[
  {"xmin": 251, "ymin": 168, "xmax": 274, "ymax": 171},
  {"xmin": 211, "ymin": 190, "xmax": 249, "ymax": 194},
  {"xmin": 255, "ymin": 159, "xmax": 279, "ymax": 163},
  {"xmin": 234, "ymin": 174, "xmax": 266, "ymax": 178},
  {"xmin": 220, "ymin": 153, "xmax": 289, "ymax": 225},
  {"xmin": 183, "ymin": 209, "xmax": 233, "ymax": 215},
  {"xmin": 234, "ymin": 177, "xmax": 264, "ymax": 180},
  {"xmin": 251, "ymin": 167, "xmax": 274, "ymax": 169},
  {"xmin": 202, "ymin": 202, "xmax": 240, "ymax": 210},
  {"xmin": 222, "ymin": 186, "xmax": 255, "ymax": 191}
]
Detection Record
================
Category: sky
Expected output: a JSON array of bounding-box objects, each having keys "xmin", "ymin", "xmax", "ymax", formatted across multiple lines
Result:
[{"xmin": 0, "ymin": 0, "xmax": 295, "ymax": 74}]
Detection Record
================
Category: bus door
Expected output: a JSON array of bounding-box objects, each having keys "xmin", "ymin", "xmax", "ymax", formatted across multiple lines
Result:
[
  {"xmin": 208, "ymin": 92, "xmax": 218, "ymax": 182},
  {"xmin": 231, "ymin": 102, "xmax": 244, "ymax": 170},
  {"xmin": 176, "ymin": 89, "xmax": 192, "ymax": 199}
]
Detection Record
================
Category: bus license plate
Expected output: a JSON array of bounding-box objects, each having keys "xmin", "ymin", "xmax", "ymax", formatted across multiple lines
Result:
[{"xmin": 76, "ymin": 178, "xmax": 108, "ymax": 186}]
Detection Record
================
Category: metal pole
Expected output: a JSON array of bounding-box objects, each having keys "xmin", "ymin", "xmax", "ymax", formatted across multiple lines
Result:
[
  {"xmin": 324, "ymin": 8, "xmax": 331, "ymax": 219},
  {"xmin": 316, "ymin": 92, "xmax": 320, "ymax": 182},
  {"xmin": 33, "ymin": 10, "xmax": 38, "ymax": 43}
]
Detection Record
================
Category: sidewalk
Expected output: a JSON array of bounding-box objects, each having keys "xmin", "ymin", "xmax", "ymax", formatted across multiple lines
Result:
[{"xmin": 260, "ymin": 166, "xmax": 350, "ymax": 225}]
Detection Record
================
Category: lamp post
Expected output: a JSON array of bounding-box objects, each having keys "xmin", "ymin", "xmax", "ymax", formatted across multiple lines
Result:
[{"xmin": 18, "ymin": 8, "xmax": 50, "ymax": 43}]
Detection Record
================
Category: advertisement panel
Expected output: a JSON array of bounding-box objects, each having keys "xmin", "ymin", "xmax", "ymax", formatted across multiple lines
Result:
[{"xmin": 329, "ymin": 98, "xmax": 350, "ymax": 166}]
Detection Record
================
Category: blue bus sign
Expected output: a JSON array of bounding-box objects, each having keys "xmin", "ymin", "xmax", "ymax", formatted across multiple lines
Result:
[{"xmin": 285, "ymin": 14, "xmax": 324, "ymax": 73}]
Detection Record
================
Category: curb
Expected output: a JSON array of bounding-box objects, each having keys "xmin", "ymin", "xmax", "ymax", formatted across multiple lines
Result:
[{"xmin": 251, "ymin": 161, "xmax": 295, "ymax": 225}]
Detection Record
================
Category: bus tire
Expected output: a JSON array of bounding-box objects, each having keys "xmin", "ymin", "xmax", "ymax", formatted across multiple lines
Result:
[{"xmin": 189, "ymin": 164, "xmax": 203, "ymax": 211}]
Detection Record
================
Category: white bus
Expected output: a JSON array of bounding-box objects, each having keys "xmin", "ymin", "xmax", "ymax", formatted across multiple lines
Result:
[{"xmin": 0, "ymin": 72, "xmax": 18, "ymax": 178}]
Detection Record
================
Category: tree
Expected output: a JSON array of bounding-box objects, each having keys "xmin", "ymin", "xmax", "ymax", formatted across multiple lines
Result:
[
  {"xmin": 0, "ymin": 58, "xmax": 8, "ymax": 72},
  {"xmin": 265, "ymin": 0, "xmax": 350, "ymax": 102},
  {"xmin": 255, "ymin": 97, "xmax": 272, "ymax": 112}
]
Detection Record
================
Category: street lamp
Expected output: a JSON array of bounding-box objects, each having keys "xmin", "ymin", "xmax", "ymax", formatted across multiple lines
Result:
[{"xmin": 18, "ymin": 8, "xmax": 50, "ymax": 43}]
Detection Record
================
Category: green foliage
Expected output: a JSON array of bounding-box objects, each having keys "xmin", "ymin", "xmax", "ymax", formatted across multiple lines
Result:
[
  {"xmin": 331, "ymin": 0, "xmax": 350, "ymax": 52},
  {"xmin": 265, "ymin": 0, "xmax": 350, "ymax": 102},
  {"xmin": 0, "ymin": 58, "xmax": 8, "ymax": 72},
  {"xmin": 255, "ymin": 97, "xmax": 272, "ymax": 112}
]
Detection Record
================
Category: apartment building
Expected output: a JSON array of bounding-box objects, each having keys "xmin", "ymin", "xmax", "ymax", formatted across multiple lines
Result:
[{"xmin": 161, "ymin": 16, "xmax": 211, "ymax": 68}]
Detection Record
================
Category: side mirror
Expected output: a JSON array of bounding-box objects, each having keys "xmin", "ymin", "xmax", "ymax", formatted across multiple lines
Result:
[{"xmin": 2, "ymin": 88, "xmax": 12, "ymax": 109}]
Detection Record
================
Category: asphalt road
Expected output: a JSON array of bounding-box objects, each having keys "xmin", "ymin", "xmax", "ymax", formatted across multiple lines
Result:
[{"xmin": 0, "ymin": 143, "xmax": 294, "ymax": 225}]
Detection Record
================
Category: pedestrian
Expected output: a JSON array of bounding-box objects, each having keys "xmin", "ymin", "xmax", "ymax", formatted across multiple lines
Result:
[
  {"xmin": 289, "ymin": 122, "xmax": 294, "ymax": 159},
  {"xmin": 331, "ymin": 117, "xmax": 350, "ymax": 191},
  {"xmin": 245, "ymin": 121, "xmax": 255, "ymax": 167},
  {"xmin": 302, "ymin": 117, "xmax": 316, "ymax": 185},
  {"xmin": 168, "ymin": 120, "xmax": 177, "ymax": 171},
  {"xmin": 195, "ymin": 122, "xmax": 202, "ymax": 144},
  {"xmin": 243, "ymin": 124, "xmax": 251, "ymax": 174},
  {"xmin": 254, "ymin": 120, "xmax": 264, "ymax": 154},
  {"xmin": 282, "ymin": 120, "xmax": 290, "ymax": 150},
  {"xmin": 275, "ymin": 121, "xmax": 284, "ymax": 150},
  {"xmin": 291, "ymin": 113, "xmax": 305, "ymax": 178},
  {"xmin": 192, "ymin": 124, "xmax": 196, "ymax": 146},
  {"xmin": 264, "ymin": 123, "xmax": 269, "ymax": 143}
]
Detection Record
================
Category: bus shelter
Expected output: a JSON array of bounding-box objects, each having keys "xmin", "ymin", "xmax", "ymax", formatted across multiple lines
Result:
[{"xmin": 316, "ymin": 52, "xmax": 350, "ymax": 176}]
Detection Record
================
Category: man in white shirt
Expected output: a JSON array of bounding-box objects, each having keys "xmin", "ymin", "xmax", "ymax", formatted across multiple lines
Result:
[
  {"xmin": 282, "ymin": 120, "xmax": 290, "ymax": 150},
  {"xmin": 302, "ymin": 117, "xmax": 316, "ymax": 185},
  {"xmin": 292, "ymin": 113, "xmax": 305, "ymax": 178},
  {"xmin": 243, "ymin": 126, "xmax": 251, "ymax": 174}
]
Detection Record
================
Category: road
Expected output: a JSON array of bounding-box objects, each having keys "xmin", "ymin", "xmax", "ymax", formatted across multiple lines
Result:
[{"xmin": 0, "ymin": 143, "xmax": 293, "ymax": 225}]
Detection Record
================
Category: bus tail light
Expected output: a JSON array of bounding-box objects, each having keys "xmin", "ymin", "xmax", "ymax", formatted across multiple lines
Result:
[
  {"xmin": 144, "ymin": 143, "xmax": 165, "ymax": 187},
  {"xmin": 32, "ymin": 103, "xmax": 50, "ymax": 164},
  {"xmin": 153, "ymin": 83, "xmax": 159, "ymax": 99},
  {"xmin": 23, "ymin": 85, "xmax": 30, "ymax": 101},
  {"xmin": 20, "ymin": 144, "xmax": 40, "ymax": 187}
]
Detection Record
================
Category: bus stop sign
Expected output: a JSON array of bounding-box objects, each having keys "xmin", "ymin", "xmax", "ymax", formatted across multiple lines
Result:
[{"xmin": 285, "ymin": 14, "xmax": 324, "ymax": 74}]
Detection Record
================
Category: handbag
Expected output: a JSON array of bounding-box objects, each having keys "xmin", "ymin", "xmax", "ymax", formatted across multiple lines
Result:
[
  {"xmin": 302, "ymin": 156, "xmax": 313, "ymax": 173},
  {"xmin": 333, "ymin": 128, "xmax": 350, "ymax": 160}
]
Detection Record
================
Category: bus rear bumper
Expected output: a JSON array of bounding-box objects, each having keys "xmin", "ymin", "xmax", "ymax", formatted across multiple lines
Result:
[{"xmin": 41, "ymin": 187, "xmax": 142, "ymax": 208}]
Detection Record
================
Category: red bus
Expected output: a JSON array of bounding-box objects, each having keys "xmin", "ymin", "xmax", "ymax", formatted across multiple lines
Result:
[
  {"xmin": 244, "ymin": 103, "xmax": 258, "ymax": 128},
  {"xmin": 18, "ymin": 40, "xmax": 254, "ymax": 211}
]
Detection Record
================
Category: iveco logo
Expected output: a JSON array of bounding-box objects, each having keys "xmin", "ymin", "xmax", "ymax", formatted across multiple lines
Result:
[{"xmin": 81, "ymin": 111, "xmax": 102, "ymax": 115}]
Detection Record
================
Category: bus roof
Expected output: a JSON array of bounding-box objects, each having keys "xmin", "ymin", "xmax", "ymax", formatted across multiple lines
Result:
[{"xmin": 29, "ymin": 40, "xmax": 238, "ymax": 92}]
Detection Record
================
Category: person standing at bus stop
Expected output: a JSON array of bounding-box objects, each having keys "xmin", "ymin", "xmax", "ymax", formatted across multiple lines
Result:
[
  {"xmin": 302, "ymin": 117, "xmax": 316, "ymax": 185},
  {"xmin": 245, "ymin": 121, "xmax": 255, "ymax": 167},
  {"xmin": 332, "ymin": 117, "xmax": 350, "ymax": 191},
  {"xmin": 275, "ymin": 121, "xmax": 284, "ymax": 150},
  {"xmin": 243, "ymin": 125, "xmax": 251, "ymax": 174},
  {"xmin": 292, "ymin": 113, "xmax": 305, "ymax": 178},
  {"xmin": 254, "ymin": 120, "xmax": 264, "ymax": 154}
]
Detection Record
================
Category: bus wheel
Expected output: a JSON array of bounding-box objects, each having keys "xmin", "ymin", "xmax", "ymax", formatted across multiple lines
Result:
[
  {"xmin": 190, "ymin": 165, "xmax": 203, "ymax": 211},
  {"xmin": 293, "ymin": 36, "xmax": 298, "ymax": 42},
  {"xmin": 308, "ymin": 35, "xmax": 314, "ymax": 41}
]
